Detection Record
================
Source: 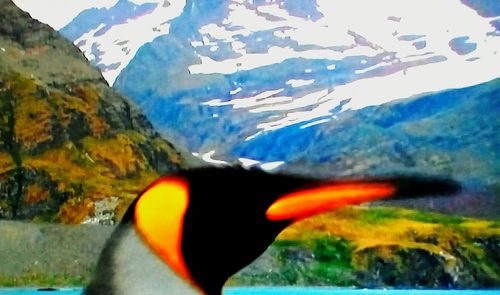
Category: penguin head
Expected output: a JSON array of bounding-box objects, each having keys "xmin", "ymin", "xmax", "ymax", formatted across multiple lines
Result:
[{"xmin": 126, "ymin": 167, "xmax": 458, "ymax": 294}]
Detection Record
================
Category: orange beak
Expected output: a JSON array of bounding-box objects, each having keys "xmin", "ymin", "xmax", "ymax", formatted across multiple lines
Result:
[{"xmin": 266, "ymin": 182, "xmax": 396, "ymax": 221}]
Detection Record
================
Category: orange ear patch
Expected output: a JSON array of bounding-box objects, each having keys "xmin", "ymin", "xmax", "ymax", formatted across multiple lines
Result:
[
  {"xmin": 266, "ymin": 182, "xmax": 396, "ymax": 221},
  {"xmin": 134, "ymin": 177, "xmax": 194, "ymax": 284}
]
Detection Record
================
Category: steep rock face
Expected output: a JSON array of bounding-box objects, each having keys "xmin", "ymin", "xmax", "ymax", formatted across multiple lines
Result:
[{"xmin": 0, "ymin": 0, "xmax": 187, "ymax": 224}]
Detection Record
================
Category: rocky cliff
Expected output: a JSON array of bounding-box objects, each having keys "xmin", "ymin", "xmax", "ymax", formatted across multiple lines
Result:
[{"xmin": 0, "ymin": 0, "xmax": 187, "ymax": 224}]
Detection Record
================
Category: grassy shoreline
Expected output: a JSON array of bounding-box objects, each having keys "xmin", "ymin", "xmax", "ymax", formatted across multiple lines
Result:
[{"xmin": 1, "ymin": 206, "xmax": 499, "ymax": 288}]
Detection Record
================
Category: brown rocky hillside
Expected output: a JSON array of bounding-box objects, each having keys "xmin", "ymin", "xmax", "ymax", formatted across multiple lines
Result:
[{"xmin": 0, "ymin": 0, "xmax": 187, "ymax": 224}]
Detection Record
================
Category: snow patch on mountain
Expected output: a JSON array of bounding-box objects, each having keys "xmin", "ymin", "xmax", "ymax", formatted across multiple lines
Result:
[
  {"xmin": 185, "ymin": 0, "xmax": 500, "ymax": 134},
  {"xmin": 62, "ymin": 0, "xmax": 186, "ymax": 84}
]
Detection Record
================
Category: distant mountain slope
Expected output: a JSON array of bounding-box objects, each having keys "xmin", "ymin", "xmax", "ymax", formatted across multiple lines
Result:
[
  {"xmin": 16, "ymin": 0, "xmax": 499, "ymax": 217},
  {"xmin": 0, "ymin": 0, "xmax": 187, "ymax": 224},
  {"xmin": 52, "ymin": 0, "xmax": 499, "ymax": 154},
  {"xmin": 59, "ymin": 0, "xmax": 186, "ymax": 84},
  {"xmin": 274, "ymin": 79, "xmax": 499, "ymax": 217}
]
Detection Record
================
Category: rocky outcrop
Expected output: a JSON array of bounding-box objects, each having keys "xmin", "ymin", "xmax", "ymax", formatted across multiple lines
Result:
[
  {"xmin": 355, "ymin": 236, "xmax": 500, "ymax": 288},
  {"xmin": 0, "ymin": 0, "xmax": 187, "ymax": 224}
]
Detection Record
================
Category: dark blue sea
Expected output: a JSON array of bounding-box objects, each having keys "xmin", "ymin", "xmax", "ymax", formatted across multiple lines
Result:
[{"xmin": 0, "ymin": 288, "xmax": 499, "ymax": 295}]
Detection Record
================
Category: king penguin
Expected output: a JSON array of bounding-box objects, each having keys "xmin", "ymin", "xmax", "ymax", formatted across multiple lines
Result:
[{"xmin": 84, "ymin": 167, "xmax": 459, "ymax": 295}]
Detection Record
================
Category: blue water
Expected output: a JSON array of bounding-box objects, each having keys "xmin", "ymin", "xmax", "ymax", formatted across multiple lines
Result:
[{"xmin": 0, "ymin": 288, "xmax": 499, "ymax": 295}]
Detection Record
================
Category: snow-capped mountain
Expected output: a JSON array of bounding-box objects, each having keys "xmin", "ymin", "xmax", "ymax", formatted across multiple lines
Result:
[
  {"xmin": 16, "ymin": 0, "xmax": 499, "ymax": 159},
  {"xmin": 55, "ymin": 0, "xmax": 499, "ymax": 140},
  {"xmin": 12, "ymin": 0, "xmax": 500, "ymax": 215}
]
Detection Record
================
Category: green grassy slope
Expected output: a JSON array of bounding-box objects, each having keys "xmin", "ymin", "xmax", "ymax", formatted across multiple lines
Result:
[{"xmin": 230, "ymin": 206, "xmax": 500, "ymax": 288}]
